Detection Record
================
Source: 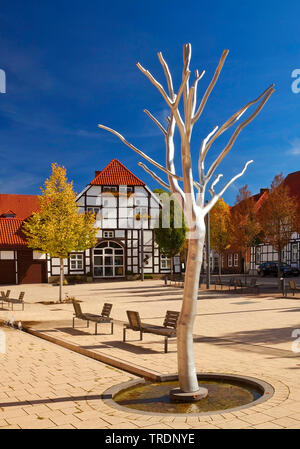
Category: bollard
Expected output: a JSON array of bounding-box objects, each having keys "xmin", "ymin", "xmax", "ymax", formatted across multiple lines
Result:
[
  {"xmin": 164, "ymin": 275, "xmax": 168, "ymax": 286},
  {"xmin": 280, "ymin": 277, "xmax": 286, "ymax": 297}
]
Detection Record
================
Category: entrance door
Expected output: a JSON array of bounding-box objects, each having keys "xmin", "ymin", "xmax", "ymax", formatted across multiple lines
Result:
[
  {"xmin": 17, "ymin": 250, "xmax": 47, "ymax": 284},
  {"xmin": 93, "ymin": 241, "xmax": 124, "ymax": 277}
]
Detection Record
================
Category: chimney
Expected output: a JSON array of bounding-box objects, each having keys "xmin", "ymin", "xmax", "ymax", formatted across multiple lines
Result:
[
  {"xmin": 95, "ymin": 170, "xmax": 101, "ymax": 177},
  {"xmin": 260, "ymin": 188, "xmax": 269, "ymax": 195}
]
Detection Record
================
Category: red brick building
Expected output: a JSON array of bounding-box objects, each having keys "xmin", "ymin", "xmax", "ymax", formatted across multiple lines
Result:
[{"xmin": 0, "ymin": 194, "xmax": 48, "ymax": 284}]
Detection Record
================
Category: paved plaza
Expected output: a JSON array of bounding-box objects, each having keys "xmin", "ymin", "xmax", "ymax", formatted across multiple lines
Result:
[{"xmin": 0, "ymin": 279, "xmax": 300, "ymax": 429}]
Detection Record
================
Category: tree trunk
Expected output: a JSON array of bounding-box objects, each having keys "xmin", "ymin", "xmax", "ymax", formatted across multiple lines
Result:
[
  {"xmin": 219, "ymin": 253, "xmax": 222, "ymax": 276},
  {"xmin": 277, "ymin": 246, "xmax": 281, "ymax": 286},
  {"xmin": 177, "ymin": 222, "xmax": 205, "ymax": 393},
  {"xmin": 59, "ymin": 258, "xmax": 64, "ymax": 303},
  {"xmin": 170, "ymin": 256, "xmax": 173, "ymax": 277}
]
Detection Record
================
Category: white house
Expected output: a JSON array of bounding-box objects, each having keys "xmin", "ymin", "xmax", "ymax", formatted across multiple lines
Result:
[{"xmin": 47, "ymin": 159, "xmax": 182, "ymax": 281}]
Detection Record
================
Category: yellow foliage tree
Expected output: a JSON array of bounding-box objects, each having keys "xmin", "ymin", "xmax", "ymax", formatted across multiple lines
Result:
[
  {"xmin": 23, "ymin": 163, "xmax": 98, "ymax": 301},
  {"xmin": 229, "ymin": 185, "xmax": 261, "ymax": 276},
  {"xmin": 210, "ymin": 198, "xmax": 230, "ymax": 275}
]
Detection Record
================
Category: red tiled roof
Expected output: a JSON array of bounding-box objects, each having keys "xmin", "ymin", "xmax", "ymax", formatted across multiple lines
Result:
[
  {"xmin": 0, "ymin": 218, "xmax": 27, "ymax": 248},
  {"xmin": 0, "ymin": 194, "xmax": 39, "ymax": 219},
  {"xmin": 284, "ymin": 171, "xmax": 300, "ymax": 207},
  {"xmin": 90, "ymin": 159, "xmax": 145, "ymax": 186}
]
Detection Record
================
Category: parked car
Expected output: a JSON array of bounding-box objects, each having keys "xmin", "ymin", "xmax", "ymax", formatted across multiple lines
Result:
[{"xmin": 257, "ymin": 262, "xmax": 300, "ymax": 277}]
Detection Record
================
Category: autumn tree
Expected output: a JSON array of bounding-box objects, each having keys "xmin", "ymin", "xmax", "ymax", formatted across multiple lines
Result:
[
  {"xmin": 210, "ymin": 198, "xmax": 230, "ymax": 275},
  {"xmin": 258, "ymin": 174, "xmax": 298, "ymax": 279},
  {"xmin": 229, "ymin": 185, "xmax": 262, "ymax": 276},
  {"xmin": 23, "ymin": 163, "xmax": 98, "ymax": 302},
  {"xmin": 153, "ymin": 189, "xmax": 186, "ymax": 275}
]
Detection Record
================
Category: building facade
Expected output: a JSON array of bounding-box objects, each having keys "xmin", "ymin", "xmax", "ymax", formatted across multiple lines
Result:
[
  {"xmin": 249, "ymin": 171, "xmax": 300, "ymax": 274},
  {"xmin": 0, "ymin": 194, "xmax": 48, "ymax": 284},
  {"xmin": 0, "ymin": 159, "xmax": 181, "ymax": 284}
]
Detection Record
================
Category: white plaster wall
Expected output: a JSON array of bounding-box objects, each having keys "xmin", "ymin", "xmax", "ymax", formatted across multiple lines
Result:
[{"xmin": 0, "ymin": 251, "xmax": 14, "ymax": 259}]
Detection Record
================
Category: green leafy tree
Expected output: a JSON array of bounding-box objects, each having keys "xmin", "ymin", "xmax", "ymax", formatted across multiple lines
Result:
[
  {"xmin": 23, "ymin": 163, "xmax": 98, "ymax": 301},
  {"xmin": 210, "ymin": 198, "xmax": 230, "ymax": 275},
  {"xmin": 153, "ymin": 189, "xmax": 186, "ymax": 275}
]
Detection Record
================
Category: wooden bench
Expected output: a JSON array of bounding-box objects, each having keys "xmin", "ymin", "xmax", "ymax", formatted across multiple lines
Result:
[
  {"xmin": 214, "ymin": 275, "xmax": 223, "ymax": 290},
  {"xmin": 1, "ymin": 291, "xmax": 25, "ymax": 310},
  {"xmin": 289, "ymin": 280, "xmax": 300, "ymax": 296},
  {"xmin": 0, "ymin": 290, "xmax": 10, "ymax": 308},
  {"xmin": 72, "ymin": 300, "xmax": 113, "ymax": 335},
  {"xmin": 221, "ymin": 277, "xmax": 236, "ymax": 291},
  {"xmin": 123, "ymin": 310, "xmax": 179, "ymax": 353}
]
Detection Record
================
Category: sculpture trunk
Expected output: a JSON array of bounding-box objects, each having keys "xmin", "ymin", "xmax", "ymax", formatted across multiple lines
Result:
[{"xmin": 177, "ymin": 223, "xmax": 205, "ymax": 393}]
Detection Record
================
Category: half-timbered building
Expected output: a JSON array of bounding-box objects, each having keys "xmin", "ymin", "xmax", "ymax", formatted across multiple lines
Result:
[{"xmin": 0, "ymin": 159, "xmax": 181, "ymax": 284}]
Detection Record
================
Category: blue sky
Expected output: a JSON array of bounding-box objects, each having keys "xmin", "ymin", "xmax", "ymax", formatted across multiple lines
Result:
[{"xmin": 1, "ymin": 0, "xmax": 300, "ymax": 204}]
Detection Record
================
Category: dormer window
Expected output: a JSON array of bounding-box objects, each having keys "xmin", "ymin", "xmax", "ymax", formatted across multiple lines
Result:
[{"xmin": 1, "ymin": 211, "xmax": 16, "ymax": 218}]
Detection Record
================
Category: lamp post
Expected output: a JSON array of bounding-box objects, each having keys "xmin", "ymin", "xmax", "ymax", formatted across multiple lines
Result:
[
  {"xmin": 205, "ymin": 207, "xmax": 211, "ymax": 289},
  {"xmin": 136, "ymin": 209, "xmax": 149, "ymax": 282},
  {"xmin": 140, "ymin": 219, "xmax": 144, "ymax": 282}
]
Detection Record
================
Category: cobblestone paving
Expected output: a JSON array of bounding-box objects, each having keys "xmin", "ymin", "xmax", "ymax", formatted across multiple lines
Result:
[{"xmin": 0, "ymin": 280, "xmax": 299, "ymax": 429}]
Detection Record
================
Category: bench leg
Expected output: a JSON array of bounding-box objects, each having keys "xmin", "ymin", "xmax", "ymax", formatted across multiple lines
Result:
[
  {"xmin": 164, "ymin": 337, "xmax": 168, "ymax": 353},
  {"xmin": 111, "ymin": 321, "xmax": 114, "ymax": 335},
  {"xmin": 87, "ymin": 320, "xmax": 89, "ymax": 328},
  {"xmin": 73, "ymin": 317, "xmax": 75, "ymax": 328},
  {"xmin": 95, "ymin": 323, "xmax": 97, "ymax": 335},
  {"xmin": 140, "ymin": 330, "xmax": 143, "ymax": 341},
  {"xmin": 123, "ymin": 326, "xmax": 126, "ymax": 342}
]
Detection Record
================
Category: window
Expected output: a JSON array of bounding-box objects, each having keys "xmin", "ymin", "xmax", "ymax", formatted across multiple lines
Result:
[
  {"xmin": 161, "ymin": 255, "xmax": 171, "ymax": 269},
  {"xmin": 93, "ymin": 241, "xmax": 124, "ymax": 277},
  {"xmin": 234, "ymin": 253, "xmax": 238, "ymax": 267},
  {"xmin": 292, "ymin": 243, "xmax": 298, "ymax": 263},
  {"xmin": 70, "ymin": 254, "xmax": 83, "ymax": 270},
  {"xmin": 103, "ymin": 230, "xmax": 115, "ymax": 238},
  {"xmin": 87, "ymin": 207, "xmax": 100, "ymax": 216},
  {"xmin": 102, "ymin": 186, "xmax": 117, "ymax": 192},
  {"xmin": 228, "ymin": 254, "xmax": 233, "ymax": 267}
]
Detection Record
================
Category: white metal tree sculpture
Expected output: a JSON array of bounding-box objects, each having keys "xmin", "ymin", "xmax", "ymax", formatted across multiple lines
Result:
[{"xmin": 98, "ymin": 44, "xmax": 274, "ymax": 400}]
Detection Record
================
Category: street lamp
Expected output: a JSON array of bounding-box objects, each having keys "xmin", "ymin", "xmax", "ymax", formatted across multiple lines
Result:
[
  {"xmin": 205, "ymin": 207, "xmax": 211, "ymax": 289},
  {"xmin": 136, "ymin": 209, "xmax": 150, "ymax": 282}
]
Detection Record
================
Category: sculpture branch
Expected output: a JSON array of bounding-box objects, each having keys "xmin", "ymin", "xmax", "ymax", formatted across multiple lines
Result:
[
  {"xmin": 137, "ymin": 60, "xmax": 188, "ymax": 135},
  {"xmin": 198, "ymin": 126, "xmax": 219, "ymax": 184},
  {"xmin": 191, "ymin": 69, "xmax": 205, "ymax": 117},
  {"xmin": 209, "ymin": 173, "xmax": 223, "ymax": 196},
  {"xmin": 205, "ymin": 86, "xmax": 274, "ymax": 184},
  {"xmin": 138, "ymin": 162, "xmax": 170, "ymax": 191},
  {"xmin": 97, "ymin": 124, "xmax": 200, "ymax": 191},
  {"xmin": 136, "ymin": 62, "xmax": 172, "ymax": 106},
  {"xmin": 199, "ymin": 84, "xmax": 274, "ymax": 164},
  {"xmin": 98, "ymin": 124, "xmax": 177, "ymax": 179},
  {"xmin": 192, "ymin": 49, "xmax": 229, "ymax": 124},
  {"xmin": 144, "ymin": 109, "xmax": 167, "ymax": 135},
  {"xmin": 204, "ymin": 160, "xmax": 254, "ymax": 215},
  {"xmin": 165, "ymin": 115, "xmax": 186, "ymax": 201},
  {"xmin": 157, "ymin": 52, "xmax": 174, "ymax": 99}
]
